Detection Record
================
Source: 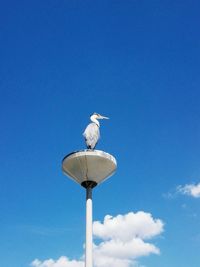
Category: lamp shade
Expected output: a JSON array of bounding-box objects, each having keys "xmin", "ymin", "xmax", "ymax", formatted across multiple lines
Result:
[{"xmin": 62, "ymin": 150, "xmax": 117, "ymax": 186}]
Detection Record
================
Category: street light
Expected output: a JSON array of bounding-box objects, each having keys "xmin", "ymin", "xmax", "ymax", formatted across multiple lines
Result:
[{"xmin": 62, "ymin": 149, "xmax": 117, "ymax": 267}]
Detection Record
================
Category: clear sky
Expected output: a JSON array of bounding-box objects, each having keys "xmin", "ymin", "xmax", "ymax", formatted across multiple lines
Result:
[{"xmin": 1, "ymin": 1, "xmax": 200, "ymax": 267}]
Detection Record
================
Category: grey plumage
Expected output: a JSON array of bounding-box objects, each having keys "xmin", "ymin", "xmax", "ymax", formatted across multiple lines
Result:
[
  {"xmin": 83, "ymin": 122, "xmax": 100, "ymax": 149},
  {"xmin": 83, "ymin": 113, "xmax": 109, "ymax": 149}
]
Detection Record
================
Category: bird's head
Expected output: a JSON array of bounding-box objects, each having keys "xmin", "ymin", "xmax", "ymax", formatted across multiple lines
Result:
[{"xmin": 90, "ymin": 112, "xmax": 109, "ymax": 121}]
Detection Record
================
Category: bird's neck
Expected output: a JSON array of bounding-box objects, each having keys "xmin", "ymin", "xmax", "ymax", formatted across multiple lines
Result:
[{"xmin": 91, "ymin": 116, "xmax": 100, "ymax": 127}]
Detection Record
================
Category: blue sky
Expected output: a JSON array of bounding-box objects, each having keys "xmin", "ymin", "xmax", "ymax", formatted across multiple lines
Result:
[{"xmin": 0, "ymin": 1, "xmax": 200, "ymax": 266}]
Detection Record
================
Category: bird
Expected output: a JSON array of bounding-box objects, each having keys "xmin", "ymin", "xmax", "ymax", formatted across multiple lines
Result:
[{"xmin": 83, "ymin": 113, "xmax": 109, "ymax": 149}]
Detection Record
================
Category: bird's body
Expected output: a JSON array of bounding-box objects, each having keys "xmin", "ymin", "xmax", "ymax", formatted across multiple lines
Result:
[
  {"xmin": 83, "ymin": 113, "xmax": 109, "ymax": 149},
  {"xmin": 83, "ymin": 122, "xmax": 100, "ymax": 149}
]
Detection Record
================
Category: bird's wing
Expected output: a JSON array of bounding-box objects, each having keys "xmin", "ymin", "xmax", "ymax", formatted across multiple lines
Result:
[{"xmin": 83, "ymin": 123, "xmax": 100, "ymax": 148}]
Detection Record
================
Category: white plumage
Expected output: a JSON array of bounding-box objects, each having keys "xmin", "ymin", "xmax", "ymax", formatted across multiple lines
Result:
[{"xmin": 83, "ymin": 113, "xmax": 109, "ymax": 149}]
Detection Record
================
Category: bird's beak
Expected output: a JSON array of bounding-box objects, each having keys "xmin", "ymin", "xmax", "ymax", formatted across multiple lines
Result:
[{"xmin": 99, "ymin": 115, "xmax": 109, "ymax": 120}]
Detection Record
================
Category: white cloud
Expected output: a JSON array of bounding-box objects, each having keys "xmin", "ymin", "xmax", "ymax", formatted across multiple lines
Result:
[
  {"xmin": 31, "ymin": 211, "xmax": 164, "ymax": 267},
  {"xmin": 31, "ymin": 257, "xmax": 84, "ymax": 267},
  {"xmin": 93, "ymin": 212, "xmax": 163, "ymax": 241},
  {"xmin": 177, "ymin": 183, "xmax": 200, "ymax": 198},
  {"xmin": 93, "ymin": 212, "xmax": 163, "ymax": 267}
]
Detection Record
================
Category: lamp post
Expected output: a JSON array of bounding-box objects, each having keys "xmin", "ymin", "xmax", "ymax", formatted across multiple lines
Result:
[{"xmin": 62, "ymin": 150, "xmax": 117, "ymax": 267}]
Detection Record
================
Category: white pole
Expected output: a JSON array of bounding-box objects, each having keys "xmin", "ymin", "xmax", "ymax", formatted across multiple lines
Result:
[{"xmin": 85, "ymin": 187, "xmax": 93, "ymax": 267}]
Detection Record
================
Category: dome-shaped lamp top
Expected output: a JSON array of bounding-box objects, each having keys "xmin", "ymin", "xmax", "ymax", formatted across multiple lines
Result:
[{"xmin": 62, "ymin": 150, "xmax": 117, "ymax": 186}]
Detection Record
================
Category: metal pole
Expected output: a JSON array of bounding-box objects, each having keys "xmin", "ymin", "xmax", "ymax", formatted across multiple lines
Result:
[{"xmin": 85, "ymin": 186, "xmax": 93, "ymax": 267}]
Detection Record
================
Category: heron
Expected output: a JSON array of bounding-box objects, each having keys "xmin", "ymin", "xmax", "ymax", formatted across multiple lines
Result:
[{"xmin": 83, "ymin": 113, "xmax": 109, "ymax": 149}]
